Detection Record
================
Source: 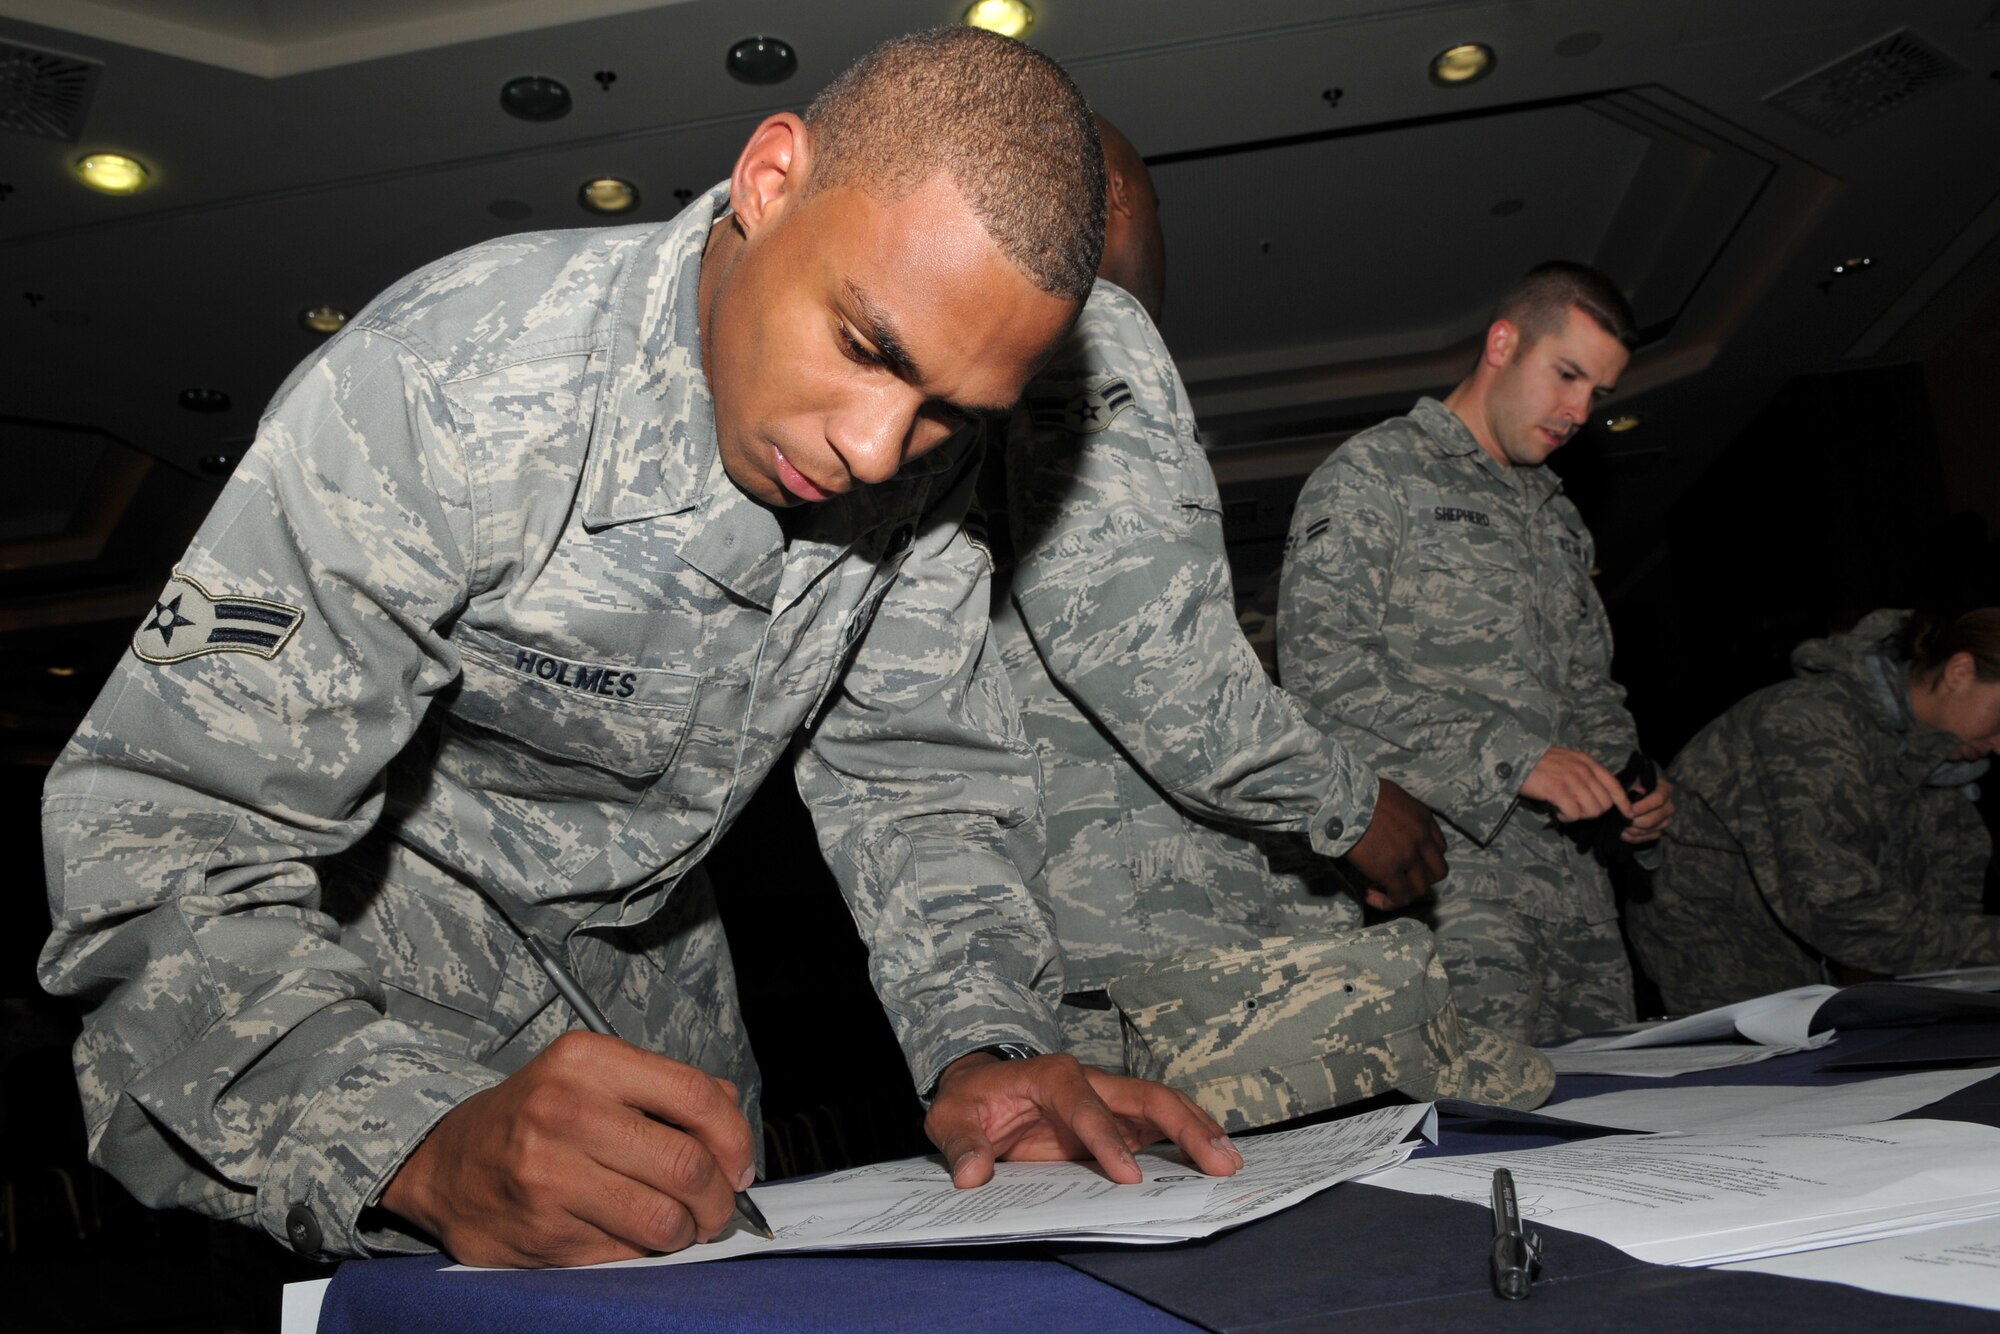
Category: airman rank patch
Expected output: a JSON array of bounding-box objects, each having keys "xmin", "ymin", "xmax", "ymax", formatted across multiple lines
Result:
[
  {"xmin": 134, "ymin": 572, "xmax": 305, "ymax": 664},
  {"xmin": 1027, "ymin": 376, "xmax": 1134, "ymax": 435}
]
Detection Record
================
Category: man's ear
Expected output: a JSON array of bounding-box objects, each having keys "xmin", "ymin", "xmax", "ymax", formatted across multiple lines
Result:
[
  {"xmin": 1483, "ymin": 318, "xmax": 1519, "ymax": 370},
  {"xmin": 730, "ymin": 113, "xmax": 810, "ymax": 238},
  {"xmin": 1106, "ymin": 166, "xmax": 1134, "ymax": 222}
]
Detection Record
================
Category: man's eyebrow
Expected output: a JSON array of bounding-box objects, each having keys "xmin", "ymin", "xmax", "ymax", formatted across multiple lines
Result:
[
  {"xmin": 1558, "ymin": 355, "xmax": 1619, "ymax": 398},
  {"xmin": 847, "ymin": 282, "xmax": 1014, "ymax": 419}
]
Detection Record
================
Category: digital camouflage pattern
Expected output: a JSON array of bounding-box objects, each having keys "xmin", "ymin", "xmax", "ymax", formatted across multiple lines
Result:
[
  {"xmin": 1278, "ymin": 398, "xmax": 1640, "ymax": 1044},
  {"xmin": 1107, "ymin": 918, "xmax": 1554, "ymax": 1132},
  {"xmin": 992, "ymin": 281, "xmax": 1375, "ymax": 1047},
  {"xmin": 40, "ymin": 185, "xmax": 1062, "ymax": 1261},
  {"xmin": 1627, "ymin": 610, "xmax": 2000, "ymax": 1013}
]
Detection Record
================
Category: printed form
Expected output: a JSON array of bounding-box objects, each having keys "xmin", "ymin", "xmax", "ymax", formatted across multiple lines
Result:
[{"xmin": 451, "ymin": 1102, "xmax": 1436, "ymax": 1271}]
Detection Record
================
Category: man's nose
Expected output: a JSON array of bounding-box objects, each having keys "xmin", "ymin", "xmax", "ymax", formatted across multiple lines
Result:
[{"xmin": 827, "ymin": 389, "xmax": 917, "ymax": 487}]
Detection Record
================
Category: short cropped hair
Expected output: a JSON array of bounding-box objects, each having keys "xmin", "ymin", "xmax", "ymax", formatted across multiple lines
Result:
[
  {"xmin": 1496, "ymin": 261, "xmax": 1636, "ymax": 348},
  {"xmin": 804, "ymin": 27, "xmax": 1105, "ymax": 301}
]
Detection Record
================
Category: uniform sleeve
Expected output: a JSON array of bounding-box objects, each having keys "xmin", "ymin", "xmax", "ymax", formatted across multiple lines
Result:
[
  {"xmin": 1918, "ymin": 784, "xmax": 1995, "ymax": 920},
  {"xmin": 795, "ymin": 447, "xmax": 1064, "ymax": 1095},
  {"xmin": 1559, "ymin": 524, "xmax": 1641, "ymax": 766},
  {"xmin": 1278, "ymin": 445, "xmax": 1549, "ymax": 843},
  {"xmin": 1003, "ymin": 291, "xmax": 1377, "ymax": 858},
  {"xmin": 38, "ymin": 328, "xmax": 503, "ymax": 1260},
  {"xmin": 1751, "ymin": 699, "xmax": 2000, "ymax": 975}
]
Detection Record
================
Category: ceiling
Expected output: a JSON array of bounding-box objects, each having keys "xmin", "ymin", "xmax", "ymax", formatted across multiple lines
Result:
[{"xmin": 2, "ymin": 0, "xmax": 1998, "ymax": 759}]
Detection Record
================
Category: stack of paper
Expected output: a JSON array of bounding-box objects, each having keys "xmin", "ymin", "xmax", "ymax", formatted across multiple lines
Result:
[
  {"xmin": 1545, "ymin": 980, "xmax": 2000, "ymax": 1078},
  {"xmin": 1361, "ymin": 1118, "xmax": 2000, "ymax": 1267},
  {"xmin": 1536, "ymin": 1064, "xmax": 2000, "ymax": 1134},
  {"xmin": 1722, "ymin": 1215, "xmax": 2000, "ymax": 1311},
  {"xmin": 455, "ymin": 1102, "xmax": 1436, "ymax": 1272},
  {"xmin": 1543, "ymin": 986, "xmax": 1837, "ymax": 1077}
]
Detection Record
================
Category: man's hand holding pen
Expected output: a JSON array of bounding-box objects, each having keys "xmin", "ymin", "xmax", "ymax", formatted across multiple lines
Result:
[{"xmin": 379, "ymin": 1032, "xmax": 758, "ymax": 1268}]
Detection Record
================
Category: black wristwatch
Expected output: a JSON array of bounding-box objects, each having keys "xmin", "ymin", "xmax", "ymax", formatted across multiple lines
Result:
[{"xmin": 971, "ymin": 1042, "xmax": 1040, "ymax": 1063}]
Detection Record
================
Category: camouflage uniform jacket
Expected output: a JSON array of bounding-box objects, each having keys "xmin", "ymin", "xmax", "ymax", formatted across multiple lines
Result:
[
  {"xmin": 39, "ymin": 186, "xmax": 1058, "ymax": 1260},
  {"xmin": 1278, "ymin": 397, "xmax": 1639, "ymax": 922},
  {"xmin": 1627, "ymin": 610, "xmax": 2000, "ymax": 1012},
  {"xmin": 993, "ymin": 281, "xmax": 1376, "ymax": 992}
]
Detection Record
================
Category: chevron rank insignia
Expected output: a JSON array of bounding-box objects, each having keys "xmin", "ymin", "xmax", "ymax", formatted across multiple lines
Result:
[
  {"xmin": 134, "ymin": 572, "xmax": 305, "ymax": 664},
  {"xmin": 1027, "ymin": 376, "xmax": 1134, "ymax": 435}
]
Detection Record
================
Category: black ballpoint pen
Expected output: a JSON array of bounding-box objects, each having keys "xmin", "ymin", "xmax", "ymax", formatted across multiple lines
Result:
[
  {"xmin": 1490, "ymin": 1168, "xmax": 1540, "ymax": 1300},
  {"xmin": 522, "ymin": 935, "xmax": 775, "ymax": 1241}
]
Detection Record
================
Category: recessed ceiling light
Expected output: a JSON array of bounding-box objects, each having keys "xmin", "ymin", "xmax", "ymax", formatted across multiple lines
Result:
[
  {"xmin": 1832, "ymin": 256, "xmax": 1875, "ymax": 274},
  {"xmin": 500, "ymin": 75, "xmax": 571, "ymax": 122},
  {"xmin": 179, "ymin": 388, "xmax": 230, "ymax": 414},
  {"xmin": 1602, "ymin": 414, "xmax": 1643, "ymax": 433},
  {"xmin": 299, "ymin": 305, "xmax": 348, "ymax": 335},
  {"xmin": 726, "ymin": 36, "xmax": 798, "ymax": 84},
  {"xmin": 963, "ymin": 1, "xmax": 1034, "ymax": 39},
  {"xmin": 578, "ymin": 177, "xmax": 640, "ymax": 215},
  {"xmin": 199, "ymin": 453, "xmax": 237, "ymax": 476},
  {"xmin": 46, "ymin": 665, "xmax": 77, "ymax": 678},
  {"xmin": 1430, "ymin": 43, "xmax": 1496, "ymax": 86},
  {"xmin": 75, "ymin": 152, "xmax": 151, "ymax": 195}
]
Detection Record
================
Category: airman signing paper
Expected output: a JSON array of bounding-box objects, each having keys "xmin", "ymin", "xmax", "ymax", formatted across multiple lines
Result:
[{"xmin": 39, "ymin": 29, "xmax": 1242, "ymax": 1272}]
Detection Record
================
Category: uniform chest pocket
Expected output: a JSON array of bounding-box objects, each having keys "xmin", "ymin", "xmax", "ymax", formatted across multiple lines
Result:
[
  {"xmin": 1409, "ymin": 506, "xmax": 1523, "ymax": 642},
  {"xmin": 434, "ymin": 628, "xmax": 701, "ymax": 881}
]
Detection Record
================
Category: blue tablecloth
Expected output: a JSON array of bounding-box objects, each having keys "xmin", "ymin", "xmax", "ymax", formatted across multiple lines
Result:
[{"xmin": 315, "ymin": 1024, "xmax": 2000, "ymax": 1332}]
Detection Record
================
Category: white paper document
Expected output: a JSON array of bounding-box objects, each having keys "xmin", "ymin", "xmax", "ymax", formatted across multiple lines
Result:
[
  {"xmin": 1361, "ymin": 1118, "xmax": 2000, "ymax": 1267},
  {"xmin": 453, "ymin": 1103, "xmax": 1435, "ymax": 1272},
  {"xmin": 1538, "ymin": 1065, "xmax": 2000, "ymax": 1134},
  {"xmin": 278, "ymin": 1277, "xmax": 330, "ymax": 1334},
  {"xmin": 1550, "ymin": 986, "xmax": 1840, "ymax": 1053},
  {"xmin": 1545, "ymin": 1043, "xmax": 1798, "ymax": 1079},
  {"xmin": 1721, "ymin": 1215, "xmax": 2000, "ymax": 1310},
  {"xmin": 1898, "ymin": 964, "xmax": 2000, "ymax": 993}
]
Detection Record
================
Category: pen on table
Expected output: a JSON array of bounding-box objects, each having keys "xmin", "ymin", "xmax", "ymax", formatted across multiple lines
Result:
[
  {"xmin": 522, "ymin": 934, "xmax": 775, "ymax": 1241},
  {"xmin": 1489, "ymin": 1167, "xmax": 1540, "ymax": 1300}
]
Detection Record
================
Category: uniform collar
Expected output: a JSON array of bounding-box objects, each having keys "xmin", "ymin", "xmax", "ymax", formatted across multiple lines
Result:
[
  {"xmin": 1409, "ymin": 395, "xmax": 1564, "ymax": 504},
  {"xmin": 580, "ymin": 182, "xmax": 733, "ymax": 530}
]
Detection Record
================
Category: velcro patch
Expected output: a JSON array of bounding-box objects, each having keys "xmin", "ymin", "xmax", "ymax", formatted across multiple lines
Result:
[
  {"xmin": 134, "ymin": 572, "xmax": 304, "ymax": 664},
  {"xmin": 1026, "ymin": 376, "xmax": 1134, "ymax": 435}
]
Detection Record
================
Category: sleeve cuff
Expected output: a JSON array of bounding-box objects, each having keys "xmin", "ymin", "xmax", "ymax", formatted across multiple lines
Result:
[
  {"xmin": 256, "ymin": 1046, "xmax": 505, "ymax": 1259},
  {"xmin": 1307, "ymin": 767, "xmax": 1379, "ymax": 858},
  {"xmin": 903, "ymin": 977, "xmax": 1066, "ymax": 1105},
  {"xmin": 1450, "ymin": 720, "xmax": 1551, "ymax": 844}
]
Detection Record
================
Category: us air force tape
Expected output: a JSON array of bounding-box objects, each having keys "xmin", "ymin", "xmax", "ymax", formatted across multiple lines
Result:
[{"xmin": 134, "ymin": 571, "xmax": 305, "ymax": 664}]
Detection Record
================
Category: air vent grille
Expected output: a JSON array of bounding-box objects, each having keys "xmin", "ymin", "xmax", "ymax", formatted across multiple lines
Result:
[
  {"xmin": 0, "ymin": 41, "xmax": 101, "ymax": 142},
  {"xmin": 1765, "ymin": 28, "xmax": 1964, "ymax": 137}
]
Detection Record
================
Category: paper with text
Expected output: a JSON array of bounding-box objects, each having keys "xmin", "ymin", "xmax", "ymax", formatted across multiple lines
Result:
[
  {"xmin": 450, "ymin": 1103, "xmax": 1435, "ymax": 1271},
  {"xmin": 1361, "ymin": 1118, "xmax": 2000, "ymax": 1267},
  {"xmin": 1722, "ymin": 1215, "xmax": 2000, "ymax": 1309}
]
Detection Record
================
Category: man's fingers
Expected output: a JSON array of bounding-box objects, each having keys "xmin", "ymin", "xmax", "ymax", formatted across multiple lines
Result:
[
  {"xmin": 584, "ymin": 1103, "xmax": 739, "ymax": 1241},
  {"xmin": 1576, "ymin": 755, "xmax": 1632, "ymax": 818},
  {"xmin": 1085, "ymin": 1071, "xmax": 1242, "ymax": 1178},
  {"xmin": 936, "ymin": 1123, "xmax": 998, "ymax": 1188},
  {"xmin": 1042, "ymin": 1076, "xmax": 1143, "ymax": 1184},
  {"xmin": 551, "ymin": 1033, "xmax": 759, "ymax": 1192},
  {"xmin": 559, "ymin": 1160, "xmax": 712, "ymax": 1258}
]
